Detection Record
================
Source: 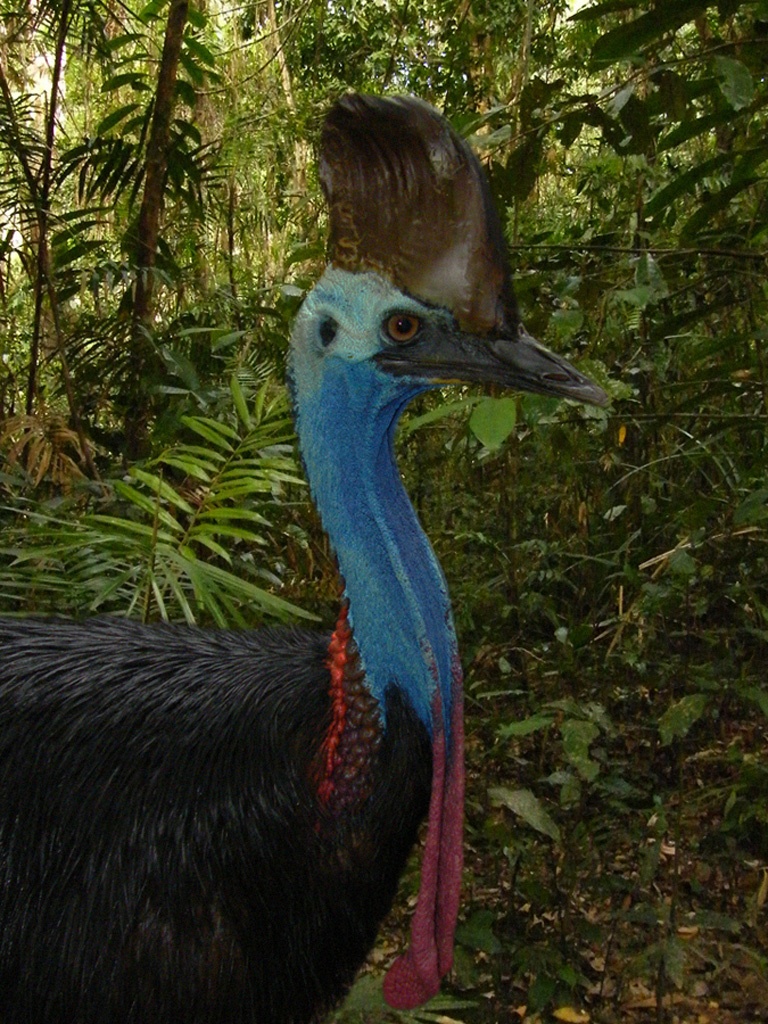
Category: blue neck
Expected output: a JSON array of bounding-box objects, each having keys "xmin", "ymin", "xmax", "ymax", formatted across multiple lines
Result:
[{"xmin": 289, "ymin": 320, "xmax": 457, "ymax": 738}]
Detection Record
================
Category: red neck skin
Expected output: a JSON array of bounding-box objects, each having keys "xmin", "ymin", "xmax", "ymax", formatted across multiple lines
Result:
[
  {"xmin": 382, "ymin": 658, "xmax": 465, "ymax": 1009},
  {"xmin": 317, "ymin": 601, "xmax": 382, "ymax": 816}
]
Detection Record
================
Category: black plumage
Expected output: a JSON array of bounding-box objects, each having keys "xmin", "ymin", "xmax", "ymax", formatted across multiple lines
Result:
[{"xmin": 0, "ymin": 617, "xmax": 430, "ymax": 1023}]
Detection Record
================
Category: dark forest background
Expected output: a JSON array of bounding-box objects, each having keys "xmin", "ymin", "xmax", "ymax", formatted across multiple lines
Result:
[{"xmin": 0, "ymin": 1, "xmax": 766, "ymax": 1021}]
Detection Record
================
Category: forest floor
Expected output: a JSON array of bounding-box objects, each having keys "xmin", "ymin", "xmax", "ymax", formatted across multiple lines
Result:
[{"xmin": 333, "ymin": 705, "xmax": 768, "ymax": 1024}]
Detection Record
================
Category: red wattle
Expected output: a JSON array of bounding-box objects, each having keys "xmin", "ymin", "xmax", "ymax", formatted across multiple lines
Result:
[{"xmin": 382, "ymin": 672, "xmax": 465, "ymax": 1009}]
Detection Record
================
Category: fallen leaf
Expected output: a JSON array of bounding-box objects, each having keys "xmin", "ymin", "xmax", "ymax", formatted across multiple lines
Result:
[
  {"xmin": 757, "ymin": 868, "xmax": 768, "ymax": 909},
  {"xmin": 552, "ymin": 1007, "xmax": 590, "ymax": 1022}
]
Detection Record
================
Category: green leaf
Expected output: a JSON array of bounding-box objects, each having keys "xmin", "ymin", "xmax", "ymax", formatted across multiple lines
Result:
[
  {"xmin": 88, "ymin": 566, "xmax": 140, "ymax": 611},
  {"xmin": 668, "ymin": 548, "xmax": 696, "ymax": 577},
  {"xmin": 663, "ymin": 936, "xmax": 686, "ymax": 988},
  {"xmin": 179, "ymin": 50, "xmax": 206, "ymax": 87},
  {"xmin": 561, "ymin": 719, "xmax": 600, "ymax": 782},
  {"xmin": 111, "ymin": 482, "xmax": 184, "ymax": 532},
  {"xmin": 488, "ymin": 786, "xmax": 560, "ymax": 842},
  {"xmin": 165, "ymin": 575, "xmax": 196, "ymax": 625},
  {"xmin": 87, "ymin": 515, "xmax": 169, "ymax": 540},
  {"xmin": 646, "ymin": 155, "xmax": 730, "ymax": 216},
  {"xmin": 157, "ymin": 455, "xmax": 215, "ymax": 481},
  {"xmin": 140, "ymin": 0, "xmax": 170, "ymax": 19},
  {"xmin": 469, "ymin": 397, "xmax": 518, "ymax": 449},
  {"xmin": 734, "ymin": 487, "xmax": 768, "ymax": 526},
  {"xmin": 741, "ymin": 686, "xmax": 768, "ymax": 718},
  {"xmin": 211, "ymin": 330, "xmax": 247, "ymax": 352},
  {"xmin": 399, "ymin": 395, "xmax": 481, "ymax": 436},
  {"xmin": 659, "ymin": 109, "xmax": 735, "ymax": 153},
  {"xmin": 207, "ymin": 481, "xmax": 272, "ymax": 500},
  {"xmin": 186, "ymin": 6, "xmax": 208, "ymax": 30},
  {"xmin": 174, "ymin": 557, "xmax": 318, "ymax": 622},
  {"xmin": 502, "ymin": 138, "xmax": 540, "ymax": 200},
  {"xmin": 590, "ymin": 3, "xmax": 708, "ymax": 65},
  {"xmin": 176, "ymin": 80, "xmax": 198, "ymax": 107},
  {"xmin": 658, "ymin": 693, "xmax": 709, "ymax": 745},
  {"xmin": 636, "ymin": 252, "xmax": 668, "ymax": 300},
  {"xmin": 550, "ymin": 308, "xmax": 584, "ymax": 339},
  {"xmin": 189, "ymin": 523, "xmax": 264, "ymax": 544},
  {"xmin": 689, "ymin": 909, "xmax": 742, "ymax": 934},
  {"xmin": 197, "ymin": 508, "xmax": 271, "ymax": 527},
  {"xmin": 172, "ymin": 117, "xmax": 202, "ymax": 146},
  {"xmin": 128, "ymin": 467, "xmax": 195, "ymax": 513},
  {"xmin": 191, "ymin": 534, "xmax": 231, "ymax": 562},
  {"xmin": 713, "ymin": 56, "xmax": 755, "ymax": 111},
  {"xmin": 680, "ymin": 179, "xmax": 759, "ymax": 241},
  {"xmin": 180, "ymin": 416, "xmax": 237, "ymax": 448},
  {"xmin": 150, "ymin": 577, "xmax": 169, "ymax": 621},
  {"xmin": 571, "ymin": 0, "xmax": 641, "ymax": 23},
  {"xmin": 160, "ymin": 346, "xmax": 200, "ymax": 391},
  {"xmin": 455, "ymin": 909, "xmax": 502, "ymax": 955},
  {"xmin": 498, "ymin": 713, "xmax": 554, "ymax": 738},
  {"xmin": 106, "ymin": 32, "xmax": 144, "ymax": 54},
  {"xmin": 184, "ymin": 35, "xmax": 216, "ymax": 68},
  {"xmin": 96, "ymin": 104, "xmax": 141, "ymax": 135},
  {"xmin": 618, "ymin": 93, "xmax": 652, "ymax": 152},
  {"xmin": 102, "ymin": 72, "xmax": 149, "ymax": 93},
  {"xmin": 252, "ymin": 382, "xmax": 269, "ymax": 424},
  {"xmin": 613, "ymin": 285, "xmax": 652, "ymax": 309},
  {"xmin": 231, "ymin": 374, "xmax": 252, "ymax": 431}
]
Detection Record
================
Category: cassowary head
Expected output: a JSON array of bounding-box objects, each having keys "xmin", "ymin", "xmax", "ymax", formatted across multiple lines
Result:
[{"xmin": 290, "ymin": 93, "xmax": 607, "ymax": 410}]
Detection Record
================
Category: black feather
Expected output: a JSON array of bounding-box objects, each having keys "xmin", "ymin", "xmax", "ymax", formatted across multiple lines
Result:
[{"xmin": 0, "ymin": 617, "xmax": 430, "ymax": 1024}]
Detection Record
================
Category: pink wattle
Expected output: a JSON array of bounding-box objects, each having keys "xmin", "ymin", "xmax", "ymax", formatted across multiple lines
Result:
[{"xmin": 382, "ymin": 672, "xmax": 465, "ymax": 1009}]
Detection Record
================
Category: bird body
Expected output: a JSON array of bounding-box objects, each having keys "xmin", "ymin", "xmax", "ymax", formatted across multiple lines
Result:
[
  {"xmin": 0, "ymin": 617, "xmax": 430, "ymax": 1023},
  {"xmin": 0, "ymin": 94, "xmax": 606, "ymax": 1022}
]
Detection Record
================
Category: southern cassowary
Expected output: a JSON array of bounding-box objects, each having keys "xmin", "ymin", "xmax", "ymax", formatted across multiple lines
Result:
[{"xmin": 0, "ymin": 95, "xmax": 606, "ymax": 1023}]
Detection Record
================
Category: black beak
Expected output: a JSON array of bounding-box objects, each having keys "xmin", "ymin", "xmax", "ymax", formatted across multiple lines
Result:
[{"xmin": 376, "ymin": 323, "xmax": 609, "ymax": 407}]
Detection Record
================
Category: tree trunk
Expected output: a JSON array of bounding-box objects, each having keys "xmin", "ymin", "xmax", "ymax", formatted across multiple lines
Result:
[
  {"xmin": 126, "ymin": 0, "xmax": 189, "ymax": 459},
  {"xmin": 26, "ymin": 0, "xmax": 71, "ymax": 416},
  {"xmin": 264, "ymin": 0, "xmax": 307, "ymax": 193}
]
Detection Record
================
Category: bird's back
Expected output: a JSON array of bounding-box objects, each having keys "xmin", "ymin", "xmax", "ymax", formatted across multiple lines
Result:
[{"xmin": 0, "ymin": 616, "xmax": 431, "ymax": 1024}]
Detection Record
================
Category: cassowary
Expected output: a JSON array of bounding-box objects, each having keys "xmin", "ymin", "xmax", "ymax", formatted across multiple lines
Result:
[{"xmin": 0, "ymin": 95, "xmax": 606, "ymax": 1024}]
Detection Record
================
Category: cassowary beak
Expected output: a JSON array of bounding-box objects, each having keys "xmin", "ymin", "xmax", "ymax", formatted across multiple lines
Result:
[{"xmin": 376, "ymin": 322, "xmax": 609, "ymax": 407}]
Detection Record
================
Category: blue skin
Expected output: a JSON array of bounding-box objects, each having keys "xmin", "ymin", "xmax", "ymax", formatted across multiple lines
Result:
[{"xmin": 288, "ymin": 267, "xmax": 458, "ymax": 743}]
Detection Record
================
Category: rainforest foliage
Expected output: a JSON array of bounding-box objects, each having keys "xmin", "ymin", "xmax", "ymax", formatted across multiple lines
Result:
[{"xmin": 0, "ymin": 1, "xmax": 766, "ymax": 1021}]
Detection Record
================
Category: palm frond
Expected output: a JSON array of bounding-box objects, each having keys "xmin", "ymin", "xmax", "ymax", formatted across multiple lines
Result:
[{"xmin": 0, "ymin": 379, "xmax": 314, "ymax": 626}]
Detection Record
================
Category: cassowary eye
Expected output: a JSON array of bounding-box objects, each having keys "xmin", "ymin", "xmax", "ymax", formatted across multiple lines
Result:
[
  {"xmin": 385, "ymin": 314, "xmax": 421, "ymax": 344},
  {"xmin": 319, "ymin": 317, "xmax": 338, "ymax": 347}
]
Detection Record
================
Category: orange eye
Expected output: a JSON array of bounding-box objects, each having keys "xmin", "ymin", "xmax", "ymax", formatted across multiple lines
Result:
[{"xmin": 385, "ymin": 314, "xmax": 421, "ymax": 343}]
